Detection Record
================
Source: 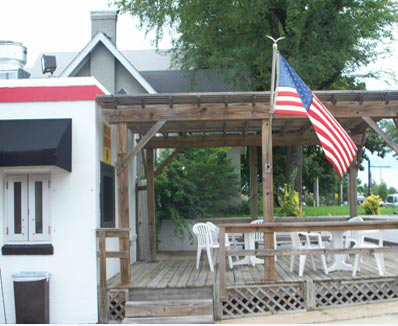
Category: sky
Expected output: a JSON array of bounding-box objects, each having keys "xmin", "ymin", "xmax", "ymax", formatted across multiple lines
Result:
[
  {"xmin": 0, "ymin": 0, "xmax": 173, "ymax": 67},
  {"xmin": 1, "ymin": 0, "xmax": 398, "ymax": 190}
]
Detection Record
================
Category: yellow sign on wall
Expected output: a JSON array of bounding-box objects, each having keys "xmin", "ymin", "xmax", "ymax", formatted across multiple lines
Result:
[{"xmin": 103, "ymin": 124, "xmax": 112, "ymax": 165}]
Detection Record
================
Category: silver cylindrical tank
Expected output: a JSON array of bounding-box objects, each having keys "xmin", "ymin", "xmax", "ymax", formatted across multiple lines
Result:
[{"xmin": 0, "ymin": 41, "xmax": 27, "ymax": 71}]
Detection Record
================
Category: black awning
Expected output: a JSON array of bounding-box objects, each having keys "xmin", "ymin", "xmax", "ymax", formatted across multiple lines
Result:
[{"xmin": 0, "ymin": 119, "xmax": 72, "ymax": 172}]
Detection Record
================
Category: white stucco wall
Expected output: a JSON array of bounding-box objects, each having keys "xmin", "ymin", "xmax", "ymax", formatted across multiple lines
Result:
[
  {"xmin": 0, "ymin": 99, "xmax": 100, "ymax": 323},
  {"xmin": 158, "ymin": 220, "xmax": 196, "ymax": 252}
]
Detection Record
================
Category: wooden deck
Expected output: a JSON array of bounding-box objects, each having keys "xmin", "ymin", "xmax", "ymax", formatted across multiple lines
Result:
[
  {"xmin": 108, "ymin": 251, "xmax": 398, "ymax": 289},
  {"xmin": 106, "ymin": 251, "xmax": 398, "ymax": 321}
]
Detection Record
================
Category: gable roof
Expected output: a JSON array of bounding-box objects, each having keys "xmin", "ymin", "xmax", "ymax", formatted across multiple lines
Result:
[
  {"xmin": 141, "ymin": 70, "xmax": 248, "ymax": 93},
  {"xmin": 59, "ymin": 32, "xmax": 156, "ymax": 94}
]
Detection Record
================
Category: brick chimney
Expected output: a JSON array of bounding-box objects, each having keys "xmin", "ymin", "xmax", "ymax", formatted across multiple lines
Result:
[{"xmin": 90, "ymin": 10, "xmax": 118, "ymax": 45}]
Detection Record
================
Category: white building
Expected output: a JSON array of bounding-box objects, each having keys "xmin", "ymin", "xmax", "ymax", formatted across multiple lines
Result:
[{"xmin": 0, "ymin": 77, "xmax": 134, "ymax": 323}]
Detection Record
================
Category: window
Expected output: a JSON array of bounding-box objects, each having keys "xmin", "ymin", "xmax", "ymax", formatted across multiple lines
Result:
[
  {"xmin": 5, "ymin": 175, "xmax": 50, "ymax": 242},
  {"xmin": 100, "ymin": 162, "xmax": 115, "ymax": 228}
]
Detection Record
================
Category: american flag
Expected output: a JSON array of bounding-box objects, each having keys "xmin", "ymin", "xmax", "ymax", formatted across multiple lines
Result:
[{"xmin": 274, "ymin": 54, "xmax": 357, "ymax": 178}]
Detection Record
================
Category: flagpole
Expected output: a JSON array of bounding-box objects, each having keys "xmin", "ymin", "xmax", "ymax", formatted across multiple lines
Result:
[
  {"xmin": 266, "ymin": 36, "xmax": 284, "ymax": 113},
  {"xmin": 265, "ymin": 35, "xmax": 285, "ymax": 174},
  {"xmin": 261, "ymin": 35, "xmax": 284, "ymax": 281}
]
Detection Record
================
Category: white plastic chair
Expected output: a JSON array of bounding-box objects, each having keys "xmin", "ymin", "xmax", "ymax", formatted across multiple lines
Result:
[
  {"xmin": 206, "ymin": 221, "xmax": 234, "ymax": 269},
  {"xmin": 289, "ymin": 232, "xmax": 328, "ymax": 277},
  {"xmin": 250, "ymin": 219, "xmax": 278, "ymax": 262},
  {"xmin": 344, "ymin": 218, "xmax": 385, "ymax": 277},
  {"xmin": 192, "ymin": 223, "xmax": 232, "ymax": 272}
]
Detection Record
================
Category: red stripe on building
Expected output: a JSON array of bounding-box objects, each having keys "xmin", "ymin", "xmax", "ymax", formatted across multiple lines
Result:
[{"xmin": 0, "ymin": 85, "xmax": 105, "ymax": 103}]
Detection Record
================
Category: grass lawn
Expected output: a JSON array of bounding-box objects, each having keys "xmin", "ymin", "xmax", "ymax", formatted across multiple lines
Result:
[{"xmin": 274, "ymin": 205, "xmax": 398, "ymax": 217}]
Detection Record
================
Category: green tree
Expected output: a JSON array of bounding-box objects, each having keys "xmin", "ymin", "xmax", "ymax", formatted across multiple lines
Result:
[
  {"xmin": 115, "ymin": 0, "xmax": 398, "ymax": 204},
  {"xmin": 388, "ymin": 186, "xmax": 398, "ymax": 194},
  {"xmin": 155, "ymin": 148, "xmax": 241, "ymax": 238},
  {"xmin": 113, "ymin": 0, "xmax": 397, "ymax": 90},
  {"xmin": 373, "ymin": 181, "xmax": 389, "ymax": 200}
]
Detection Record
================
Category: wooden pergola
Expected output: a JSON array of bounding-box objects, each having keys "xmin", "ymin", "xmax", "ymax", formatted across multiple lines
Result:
[{"xmin": 97, "ymin": 90, "xmax": 398, "ymax": 284}]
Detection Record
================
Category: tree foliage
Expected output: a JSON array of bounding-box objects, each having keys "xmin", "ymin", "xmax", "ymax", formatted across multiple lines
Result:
[
  {"xmin": 113, "ymin": 0, "xmax": 398, "ymax": 91},
  {"xmin": 114, "ymin": 0, "xmax": 398, "ymax": 205},
  {"xmin": 154, "ymin": 148, "xmax": 241, "ymax": 238}
]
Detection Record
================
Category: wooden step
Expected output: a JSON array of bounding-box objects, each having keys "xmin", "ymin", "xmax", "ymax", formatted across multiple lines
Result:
[
  {"xmin": 122, "ymin": 314, "xmax": 214, "ymax": 324},
  {"xmin": 129, "ymin": 287, "xmax": 212, "ymax": 301},
  {"xmin": 125, "ymin": 298, "xmax": 213, "ymax": 317}
]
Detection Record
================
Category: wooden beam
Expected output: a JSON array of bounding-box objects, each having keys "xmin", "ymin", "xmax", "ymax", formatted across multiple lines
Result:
[
  {"xmin": 219, "ymin": 226, "xmax": 226, "ymax": 299},
  {"xmin": 102, "ymin": 103, "xmax": 270, "ymax": 123},
  {"xmin": 146, "ymin": 148, "xmax": 157, "ymax": 261},
  {"xmin": 348, "ymin": 158, "xmax": 358, "ymax": 217},
  {"xmin": 261, "ymin": 119, "xmax": 275, "ymax": 281},
  {"xmin": 225, "ymin": 246, "xmax": 398, "ymax": 257},
  {"xmin": 102, "ymin": 102, "xmax": 398, "ymax": 124},
  {"xmin": 298, "ymin": 121, "xmax": 312, "ymax": 135},
  {"xmin": 356, "ymin": 132, "xmax": 367, "ymax": 170},
  {"xmin": 249, "ymin": 146, "xmax": 258, "ymax": 220},
  {"xmin": 98, "ymin": 230, "xmax": 108, "ymax": 323},
  {"xmin": 154, "ymin": 148, "xmax": 182, "ymax": 177},
  {"xmin": 116, "ymin": 120, "xmax": 166, "ymax": 173},
  {"xmin": 281, "ymin": 121, "xmax": 293, "ymax": 133},
  {"xmin": 362, "ymin": 116, "xmax": 398, "ymax": 155},
  {"xmin": 145, "ymin": 133, "xmax": 364, "ymax": 149},
  {"xmin": 220, "ymin": 220, "xmax": 398, "ymax": 233},
  {"xmin": 116, "ymin": 123, "xmax": 131, "ymax": 286}
]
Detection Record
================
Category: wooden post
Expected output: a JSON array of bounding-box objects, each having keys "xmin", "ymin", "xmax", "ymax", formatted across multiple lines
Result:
[
  {"xmin": 219, "ymin": 226, "xmax": 226, "ymax": 300},
  {"xmin": 98, "ymin": 230, "xmax": 108, "ymax": 323},
  {"xmin": 314, "ymin": 177, "xmax": 319, "ymax": 207},
  {"xmin": 348, "ymin": 157, "xmax": 358, "ymax": 217},
  {"xmin": 116, "ymin": 123, "xmax": 131, "ymax": 285},
  {"xmin": 146, "ymin": 148, "xmax": 157, "ymax": 261},
  {"xmin": 249, "ymin": 146, "xmax": 259, "ymax": 220},
  {"xmin": 261, "ymin": 119, "xmax": 275, "ymax": 281},
  {"xmin": 305, "ymin": 279, "xmax": 315, "ymax": 310}
]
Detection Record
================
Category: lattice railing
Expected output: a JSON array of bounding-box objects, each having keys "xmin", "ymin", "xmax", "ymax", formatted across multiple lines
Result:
[
  {"xmin": 108, "ymin": 289, "xmax": 128, "ymax": 322},
  {"xmin": 315, "ymin": 279, "xmax": 398, "ymax": 308},
  {"xmin": 221, "ymin": 284, "xmax": 305, "ymax": 319}
]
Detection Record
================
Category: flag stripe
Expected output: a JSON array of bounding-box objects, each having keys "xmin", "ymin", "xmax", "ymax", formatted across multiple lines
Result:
[
  {"xmin": 275, "ymin": 55, "xmax": 357, "ymax": 178},
  {"xmin": 308, "ymin": 114, "xmax": 349, "ymax": 173},
  {"xmin": 275, "ymin": 87, "xmax": 308, "ymax": 115},
  {"xmin": 313, "ymin": 95, "xmax": 357, "ymax": 155},
  {"xmin": 310, "ymin": 102, "xmax": 354, "ymax": 168},
  {"xmin": 308, "ymin": 105, "xmax": 351, "ymax": 169}
]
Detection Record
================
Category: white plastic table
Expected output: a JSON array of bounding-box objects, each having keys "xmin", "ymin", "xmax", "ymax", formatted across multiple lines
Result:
[
  {"xmin": 232, "ymin": 232, "xmax": 263, "ymax": 266},
  {"xmin": 327, "ymin": 230, "xmax": 353, "ymax": 272}
]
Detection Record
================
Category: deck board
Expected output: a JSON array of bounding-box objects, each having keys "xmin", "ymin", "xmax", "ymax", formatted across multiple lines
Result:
[{"xmin": 108, "ymin": 252, "xmax": 398, "ymax": 290}]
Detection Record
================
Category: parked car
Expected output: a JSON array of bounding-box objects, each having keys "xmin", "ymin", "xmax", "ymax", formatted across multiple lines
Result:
[{"xmin": 386, "ymin": 194, "xmax": 398, "ymax": 208}]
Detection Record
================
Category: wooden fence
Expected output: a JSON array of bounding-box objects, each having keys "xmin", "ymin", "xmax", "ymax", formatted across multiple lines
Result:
[{"xmin": 218, "ymin": 220, "xmax": 398, "ymax": 300}]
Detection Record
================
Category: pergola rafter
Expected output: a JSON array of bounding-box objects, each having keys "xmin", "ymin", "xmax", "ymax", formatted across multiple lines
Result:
[{"xmin": 97, "ymin": 89, "xmax": 398, "ymax": 282}]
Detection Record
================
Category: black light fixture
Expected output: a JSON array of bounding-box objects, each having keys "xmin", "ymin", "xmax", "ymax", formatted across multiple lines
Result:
[{"xmin": 41, "ymin": 54, "xmax": 57, "ymax": 76}]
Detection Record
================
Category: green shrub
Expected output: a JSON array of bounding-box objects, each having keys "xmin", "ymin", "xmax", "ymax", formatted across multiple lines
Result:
[
  {"xmin": 303, "ymin": 191, "xmax": 315, "ymax": 207},
  {"xmin": 361, "ymin": 194, "xmax": 382, "ymax": 215},
  {"xmin": 280, "ymin": 169, "xmax": 303, "ymax": 217},
  {"xmin": 155, "ymin": 148, "xmax": 241, "ymax": 239}
]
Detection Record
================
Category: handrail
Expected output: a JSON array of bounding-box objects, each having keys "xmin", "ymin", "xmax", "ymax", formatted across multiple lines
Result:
[
  {"xmin": 220, "ymin": 220, "xmax": 398, "ymax": 233},
  {"xmin": 96, "ymin": 228, "xmax": 130, "ymax": 323},
  {"xmin": 218, "ymin": 220, "xmax": 398, "ymax": 300}
]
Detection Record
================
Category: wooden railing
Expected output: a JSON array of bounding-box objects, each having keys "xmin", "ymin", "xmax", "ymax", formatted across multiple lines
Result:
[
  {"xmin": 96, "ymin": 228, "xmax": 130, "ymax": 323},
  {"xmin": 218, "ymin": 220, "xmax": 398, "ymax": 300}
]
